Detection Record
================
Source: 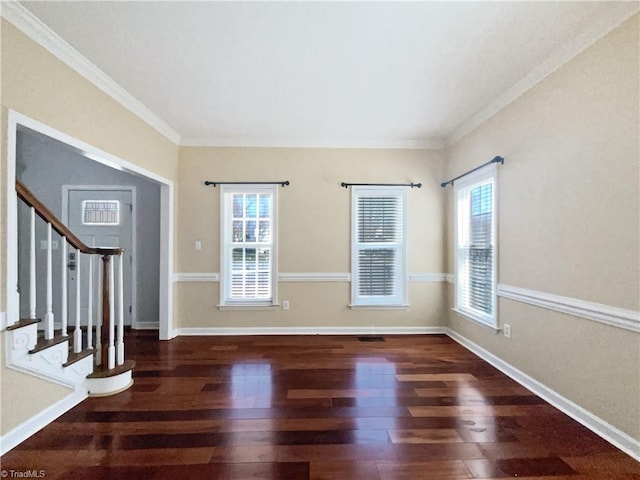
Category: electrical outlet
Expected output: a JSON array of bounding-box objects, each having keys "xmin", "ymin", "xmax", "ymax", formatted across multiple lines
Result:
[
  {"xmin": 503, "ymin": 324, "xmax": 511, "ymax": 338},
  {"xmin": 195, "ymin": 240, "xmax": 202, "ymax": 251},
  {"xmin": 282, "ymin": 300, "xmax": 290, "ymax": 310}
]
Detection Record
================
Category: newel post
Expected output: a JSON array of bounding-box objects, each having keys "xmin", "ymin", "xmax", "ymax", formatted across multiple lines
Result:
[{"xmin": 101, "ymin": 254, "xmax": 111, "ymax": 371}]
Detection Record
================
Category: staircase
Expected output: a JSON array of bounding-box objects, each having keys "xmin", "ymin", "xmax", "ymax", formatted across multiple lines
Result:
[{"xmin": 4, "ymin": 181, "xmax": 135, "ymax": 396}]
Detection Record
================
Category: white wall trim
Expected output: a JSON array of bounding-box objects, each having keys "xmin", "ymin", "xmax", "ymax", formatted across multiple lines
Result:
[
  {"xmin": 445, "ymin": 328, "xmax": 640, "ymax": 461},
  {"xmin": 134, "ymin": 321, "xmax": 159, "ymax": 330},
  {"xmin": 0, "ymin": 2, "xmax": 181, "ymax": 145},
  {"xmin": 173, "ymin": 272, "xmax": 453, "ymax": 283},
  {"xmin": 279, "ymin": 272, "xmax": 351, "ymax": 282},
  {"xmin": 0, "ymin": 388, "xmax": 86, "ymax": 455},
  {"xmin": 498, "ymin": 284, "xmax": 640, "ymax": 333},
  {"xmin": 173, "ymin": 272, "xmax": 220, "ymax": 282},
  {"xmin": 177, "ymin": 326, "xmax": 446, "ymax": 336},
  {"xmin": 159, "ymin": 183, "xmax": 174, "ymax": 340},
  {"xmin": 408, "ymin": 273, "xmax": 448, "ymax": 282},
  {"xmin": 0, "ymin": 312, "xmax": 6, "ymax": 331},
  {"xmin": 446, "ymin": 3, "xmax": 640, "ymax": 145},
  {"xmin": 6, "ymin": 112, "xmax": 19, "ymax": 328}
]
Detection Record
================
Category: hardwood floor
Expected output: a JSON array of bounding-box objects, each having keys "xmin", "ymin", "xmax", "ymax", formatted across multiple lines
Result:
[{"xmin": 2, "ymin": 332, "xmax": 638, "ymax": 479}]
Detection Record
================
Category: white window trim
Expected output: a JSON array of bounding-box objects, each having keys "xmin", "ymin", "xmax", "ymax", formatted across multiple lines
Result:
[
  {"xmin": 350, "ymin": 186, "xmax": 408, "ymax": 307},
  {"xmin": 454, "ymin": 164, "xmax": 499, "ymax": 328},
  {"xmin": 219, "ymin": 184, "xmax": 278, "ymax": 308}
]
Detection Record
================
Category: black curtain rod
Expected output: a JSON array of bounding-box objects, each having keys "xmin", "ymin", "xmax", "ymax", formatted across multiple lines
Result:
[
  {"xmin": 204, "ymin": 181, "xmax": 290, "ymax": 187},
  {"xmin": 341, "ymin": 182, "xmax": 422, "ymax": 189},
  {"xmin": 440, "ymin": 156, "xmax": 504, "ymax": 188}
]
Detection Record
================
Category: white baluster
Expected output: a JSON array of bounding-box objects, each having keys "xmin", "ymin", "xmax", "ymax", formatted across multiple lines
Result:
[
  {"xmin": 117, "ymin": 254, "xmax": 125, "ymax": 365},
  {"xmin": 61, "ymin": 238, "xmax": 68, "ymax": 336},
  {"xmin": 44, "ymin": 223, "xmax": 54, "ymax": 340},
  {"xmin": 87, "ymin": 255, "xmax": 93, "ymax": 351},
  {"xmin": 29, "ymin": 207, "xmax": 36, "ymax": 321},
  {"xmin": 73, "ymin": 251, "xmax": 82, "ymax": 353},
  {"xmin": 108, "ymin": 257, "xmax": 116, "ymax": 369}
]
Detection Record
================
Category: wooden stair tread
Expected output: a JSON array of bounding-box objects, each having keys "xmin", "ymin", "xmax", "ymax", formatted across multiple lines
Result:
[
  {"xmin": 62, "ymin": 348, "xmax": 94, "ymax": 368},
  {"xmin": 29, "ymin": 334, "xmax": 69, "ymax": 354},
  {"xmin": 87, "ymin": 360, "xmax": 136, "ymax": 379},
  {"xmin": 6, "ymin": 318, "xmax": 40, "ymax": 331}
]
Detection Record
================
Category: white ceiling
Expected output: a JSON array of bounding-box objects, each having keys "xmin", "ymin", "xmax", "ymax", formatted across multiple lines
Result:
[{"xmin": 15, "ymin": 1, "xmax": 640, "ymax": 148}]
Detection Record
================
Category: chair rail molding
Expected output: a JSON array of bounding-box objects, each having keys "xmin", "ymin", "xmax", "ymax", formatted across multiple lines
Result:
[
  {"xmin": 173, "ymin": 272, "xmax": 220, "ymax": 282},
  {"xmin": 497, "ymin": 284, "xmax": 640, "ymax": 333},
  {"xmin": 173, "ymin": 272, "xmax": 452, "ymax": 283}
]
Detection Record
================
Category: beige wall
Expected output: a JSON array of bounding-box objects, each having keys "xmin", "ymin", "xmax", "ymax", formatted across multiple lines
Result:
[
  {"xmin": 0, "ymin": 20, "xmax": 179, "ymax": 436},
  {"xmin": 1, "ymin": 6, "xmax": 638, "ymax": 453},
  {"xmin": 177, "ymin": 147, "xmax": 447, "ymax": 329},
  {"xmin": 445, "ymin": 15, "xmax": 639, "ymax": 440}
]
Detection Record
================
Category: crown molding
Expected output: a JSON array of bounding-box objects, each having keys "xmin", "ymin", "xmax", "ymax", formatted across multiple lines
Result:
[
  {"xmin": 180, "ymin": 136, "xmax": 445, "ymax": 150},
  {"xmin": 1, "ymin": 1, "xmax": 182, "ymax": 145},
  {"xmin": 446, "ymin": 2, "xmax": 640, "ymax": 146}
]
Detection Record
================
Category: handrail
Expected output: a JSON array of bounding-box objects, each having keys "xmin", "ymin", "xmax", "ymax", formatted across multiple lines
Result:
[{"xmin": 16, "ymin": 181, "xmax": 123, "ymax": 256}]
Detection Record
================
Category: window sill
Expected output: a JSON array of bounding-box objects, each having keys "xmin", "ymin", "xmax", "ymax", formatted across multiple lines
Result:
[
  {"xmin": 349, "ymin": 304, "xmax": 410, "ymax": 311},
  {"xmin": 218, "ymin": 304, "xmax": 280, "ymax": 311},
  {"xmin": 451, "ymin": 307, "xmax": 501, "ymax": 333}
]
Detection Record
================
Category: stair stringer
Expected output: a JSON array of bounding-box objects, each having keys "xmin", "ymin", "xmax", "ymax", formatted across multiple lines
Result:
[{"xmin": 4, "ymin": 322, "xmax": 92, "ymax": 390}]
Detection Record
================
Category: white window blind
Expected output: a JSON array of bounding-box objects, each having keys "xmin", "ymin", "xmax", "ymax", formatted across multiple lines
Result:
[
  {"xmin": 352, "ymin": 187, "xmax": 406, "ymax": 306},
  {"xmin": 220, "ymin": 185, "xmax": 277, "ymax": 305},
  {"xmin": 455, "ymin": 170, "xmax": 497, "ymax": 325}
]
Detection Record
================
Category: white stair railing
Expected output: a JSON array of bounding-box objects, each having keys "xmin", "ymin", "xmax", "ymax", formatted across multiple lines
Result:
[
  {"xmin": 17, "ymin": 181, "xmax": 128, "ymax": 377},
  {"xmin": 44, "ymin": 223, "xmax": 54, "ymax": 340},
  {"xmin": 73, "ymin": 250, "xmax": 82, "ymax": 353},
  {"xmin": 108, "ymin": 257, "xmax": 116, "ymax": 369},
  {"xmin": 29, "ymin": 207, "xmax": 37, "ymax": 323},
  {"xmin": 61, "ymin": 237, "xmax": 68, "ymax": 336},
  {"xmin": 117, "ymin": 254, "xmax": 125, "ymax": 366},
  {"xmin": 87, "ymin": 254, "xmax": 93, "ymax": 353}
]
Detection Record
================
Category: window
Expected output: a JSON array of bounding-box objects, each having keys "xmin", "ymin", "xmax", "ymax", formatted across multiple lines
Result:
[
  {"xmin": 351, "ymin": 187, "xmax": 406, "ymax": 306},
  {"xmin": 82, "ymin": 200, "xmax": 120, "ymax": 225},
  {"xmin": 220, "ymin": 185, "xmax": 277, "ymax": 306},
  {"xmin": 455, "ymin": 167, "xmax": 497, "ymax": 326}
]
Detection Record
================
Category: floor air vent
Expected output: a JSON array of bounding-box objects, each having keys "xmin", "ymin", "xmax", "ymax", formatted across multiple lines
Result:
[{"xmin": 357, "ymin": 336, "xmax": 385, "ymax": 342}]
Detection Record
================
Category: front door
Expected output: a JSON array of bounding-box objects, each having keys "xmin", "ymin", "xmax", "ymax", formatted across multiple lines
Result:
[{"xmin": 66, "ymin": 188, "xmax": 134, "ymax": 327}]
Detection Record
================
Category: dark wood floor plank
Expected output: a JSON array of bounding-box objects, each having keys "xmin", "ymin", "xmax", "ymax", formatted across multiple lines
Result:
[
  {"xmin": 2, "ymin": 333, "xmax": 636, "ymax": 479},
  {"xmin": 377, "ymin": 459, "xmax": 473, "ymax": 480}
]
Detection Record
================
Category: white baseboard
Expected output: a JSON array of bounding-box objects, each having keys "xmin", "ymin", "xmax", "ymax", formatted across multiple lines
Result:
[
  {"xmin": 445, "ymin": 328, "xmax": 640, "ymax": 461},
  {"xmin": 0, "ymin": 388, "xmax": 87, "ymax": 455},
  {"xmin": 133, "ymin": 321, "xmax": 160, "ymax": 330},
  {"xmin": 177, "ymin": 326, "xmax": 446, "ymax": 336}
]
